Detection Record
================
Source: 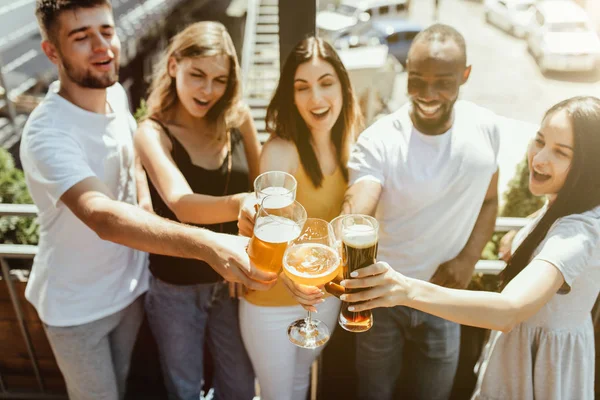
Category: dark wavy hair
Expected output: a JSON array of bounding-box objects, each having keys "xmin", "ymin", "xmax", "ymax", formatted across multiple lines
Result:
[
  {"xmin": 501, "ymin": 96, "xmax": 600, "ymax": 287},
  {"xmin": 265, "ymin": 36, "xmax": 363, "ymax": 188}
]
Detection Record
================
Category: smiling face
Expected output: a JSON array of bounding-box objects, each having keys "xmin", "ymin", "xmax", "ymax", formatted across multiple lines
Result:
[
  {"xmin": 169, "ymin": 55, "xmax": 231, "ymax": 119},
  {"xmin": 293, "ymin": 56, "xmax": 343, "ymax": 137},
  {"xmin": 528, "ymin": 110, "xmax": 574, "ymax": 203},
  {"xmin": 43, "ymin": 5, "xmax": 120, "ymax": 89},
  {"xmin": 407, "ymin": 39, "xmax": 470, "ymax": 135}
]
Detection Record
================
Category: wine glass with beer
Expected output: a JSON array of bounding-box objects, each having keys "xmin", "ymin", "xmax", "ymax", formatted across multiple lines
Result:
[
  {"xmin": 247, "ymin": 195, "xmax": 307, "ymax": 274},
  {"xmin": 283, "ymin": 218, "xmax": 341, "ymax": 349}
]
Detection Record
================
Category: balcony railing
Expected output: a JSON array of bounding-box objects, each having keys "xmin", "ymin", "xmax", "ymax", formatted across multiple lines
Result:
[{"xmin": 0, "ymin": 203, "xmax": 525, "ymax": 399}]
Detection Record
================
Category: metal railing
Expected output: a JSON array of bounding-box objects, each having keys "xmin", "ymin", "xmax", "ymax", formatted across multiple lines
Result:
[{"xmin": 0, "ymin": 203, "xmax": 526, "ymax": 398}]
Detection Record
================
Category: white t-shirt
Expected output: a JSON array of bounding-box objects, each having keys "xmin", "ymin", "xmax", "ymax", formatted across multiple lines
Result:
[
  {"xmin": 20, "ymin": 81, "xmax": 149, "ymax": 327},
  {"xmin": 348, "ymin": 100, "xmax": 500, "ymax": 281}
]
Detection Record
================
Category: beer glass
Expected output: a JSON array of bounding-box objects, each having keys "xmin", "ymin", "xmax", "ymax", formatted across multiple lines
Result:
[
  {"xmin": 283, "ymin": 218, "xmax": 341, "ymax": 349},
  {"xmin": 247, "ymin": 195, "xmax": 307, "ymax": 274},
  {"xmin": 337, "ymin": 215, "xmax": 378, "ymax": 332},
  {"xmin": 254, "ymin": 171, "xmax": 297, "ymax": 202}
]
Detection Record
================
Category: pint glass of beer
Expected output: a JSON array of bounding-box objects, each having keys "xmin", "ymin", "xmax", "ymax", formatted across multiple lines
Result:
[
  {"xmin": 338, "ymin": 215, "xmax": 378, "ymax": 332},
  {"xmin": 247, "ymin": 195, "xmax": 306, "ymax": 274},
  {"xmin": 283, "ymin": 218, "xmax": 340, "ymax": 349},
  {"xmin": 254, "ymin": 171, "xmax": 297, "ymax": 202}
]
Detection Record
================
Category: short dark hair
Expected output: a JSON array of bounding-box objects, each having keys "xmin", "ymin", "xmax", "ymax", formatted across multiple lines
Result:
[
  {"xmin": 35, "ymin": 0, "xmax": 112, "ymax": 41},
  {"xmin": 409, "ymin": 23, "xmax": 467, "ymax": 66}
]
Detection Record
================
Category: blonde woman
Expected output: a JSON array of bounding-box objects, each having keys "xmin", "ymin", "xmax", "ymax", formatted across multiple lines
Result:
[
  {"xmin": 135, "ymin": 21, "xmax": 262, "ymax": 400},
  {"xmin": 238, "ymin": 36, "xmax": 363, "ymax": 400}
]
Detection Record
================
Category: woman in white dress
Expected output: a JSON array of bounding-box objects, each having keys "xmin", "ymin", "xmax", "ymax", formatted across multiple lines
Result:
[{"xmin": 341, "ymin": 96, "xmax": 600, "ymax": 400}]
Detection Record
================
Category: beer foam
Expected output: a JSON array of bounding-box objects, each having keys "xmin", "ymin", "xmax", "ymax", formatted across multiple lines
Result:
[
  {"xmin": 284, "ymin": 243, "xmax": 340, "ymax": 278},
  {"xmin": 255, "ymin": 215, "xmax": 301, "ymax": 244},
  {"xmin": 259, "ymin": 193, "xmax": 294, "ymax": 209},
  {"xmin": 257, "ymin": 187, "xmax": 294, "ymax": 205},
  {"xmin": 342, "ymin": 224, "xmax": 377, "ymax": 249}
]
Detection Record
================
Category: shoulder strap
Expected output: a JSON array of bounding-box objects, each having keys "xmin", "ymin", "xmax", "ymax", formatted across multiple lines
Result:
[{"xmin": 147, "ymin": 117, "xmax": 174, "ymax": 141}]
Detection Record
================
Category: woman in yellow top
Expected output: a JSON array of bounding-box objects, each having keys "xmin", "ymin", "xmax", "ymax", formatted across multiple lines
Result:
[{"xmin": 237, "ymin": 36, "xmax": 362, "ymax": 400}]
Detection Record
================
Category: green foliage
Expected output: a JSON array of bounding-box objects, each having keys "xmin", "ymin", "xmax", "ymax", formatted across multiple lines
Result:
[
  {"xmin": 134, "ymin": 99, "xmax": 148, "ymax": 122},
  {"xmin": 473, "ymin": 156, "xmax": 545, "ymax": 291},
  {"xmin": 0, "ymin": 148, "xmax": 39, "ymax": 245},
  {"xmin": 500, "ymin": 156, "xmax": 545, "ymax": 218}
]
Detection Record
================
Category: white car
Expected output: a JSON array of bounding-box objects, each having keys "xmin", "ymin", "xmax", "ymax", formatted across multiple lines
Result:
[
  {"xmin": 484, "ymin": 0, "xmax": 535, "ymax": 38},
  {"xmin": 527, "ymin": 0, "xmax": 600, "ymax": 73},
  {"xmin": 317, "ymin": 0, "xmax": 410, "ymax": 41}
]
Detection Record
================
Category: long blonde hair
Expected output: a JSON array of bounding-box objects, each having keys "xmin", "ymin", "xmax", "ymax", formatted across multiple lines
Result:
[{"xmin": 145, "ymin": 21, "xmax": 244, "ymax": 130}]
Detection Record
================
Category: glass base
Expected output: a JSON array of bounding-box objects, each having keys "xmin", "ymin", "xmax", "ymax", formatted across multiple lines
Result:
[
  {"xmin": 338, "ymin": 310, "xmax": 373, "ymax": 332},
  {"xmin": 287, "ymin": 318, "xmax": 330, "ymax": 349}
]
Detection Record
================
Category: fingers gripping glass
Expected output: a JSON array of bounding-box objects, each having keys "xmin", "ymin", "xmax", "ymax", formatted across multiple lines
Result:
[
  {"xmin": 283, "ymin": 218, "xmax": 341, "ymax": 349},
  {"xmin": 325, "ymin": 215, "xmax": 378, "ymax": 333}
]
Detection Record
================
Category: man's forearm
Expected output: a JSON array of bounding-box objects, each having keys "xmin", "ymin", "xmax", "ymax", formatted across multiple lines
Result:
[
  {"xmin": 459, "ymin": 197, "xmax": 498, "ymax": 264},
  {"xmin": 341, "ymin": 180, "xmax": 382, "ymax": 216},
  {"xmin": 89, "ymin": 196, "xmax": 217, "ymax": 262}
]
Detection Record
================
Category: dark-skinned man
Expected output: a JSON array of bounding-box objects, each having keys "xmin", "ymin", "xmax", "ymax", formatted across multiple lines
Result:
[{"xmin": 282, "ymin": 23, "xmax": 500, "ymax": 400}]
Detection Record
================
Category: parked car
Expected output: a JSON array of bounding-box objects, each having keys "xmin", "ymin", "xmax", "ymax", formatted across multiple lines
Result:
[
  {"xmin": 484, "ymin": 0, "xmax": 535, "ymax": 38},
  {"xmin": 334, "ymin": 18, "xmax": 422, "ymax": 66},
  {"xmin": 317, "ymin": 0, "xmax": 410, "ymax": 41},
  {"xmin": 527, "ymin": 0, "xmax": 600, "ymax": 73}
]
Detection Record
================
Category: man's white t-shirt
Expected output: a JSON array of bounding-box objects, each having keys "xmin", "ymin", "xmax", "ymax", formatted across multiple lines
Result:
[
  {"xmin": 348, "ymin": 100, "xmax": 500, "ymax": 281},
  {"xmin": 20, "ymin": 81, "xmax": 149, "ymax": 327}
]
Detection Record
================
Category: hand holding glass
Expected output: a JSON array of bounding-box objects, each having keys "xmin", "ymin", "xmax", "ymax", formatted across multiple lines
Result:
[{"xmin": 283, "ymin": 218, "xmax": 341, "ymax": 349}]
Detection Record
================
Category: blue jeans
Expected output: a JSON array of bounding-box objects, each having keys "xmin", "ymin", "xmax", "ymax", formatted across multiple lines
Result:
[
  {"xmin": 145, "ymin": 276, "xmax": 254, "ymax": 400},
  {"xmin": 356, "ymin": 306, "xmax": 460, "ymax": 400}
]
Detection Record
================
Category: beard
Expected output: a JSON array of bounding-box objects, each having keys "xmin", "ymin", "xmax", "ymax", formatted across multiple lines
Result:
[
  {"xmin": 411, "ymin": 98, "xmax": 456, "ymax": 134},
  {"xmin": 60, "ymin": 54, "xmax": 119, "ymax": 89}
]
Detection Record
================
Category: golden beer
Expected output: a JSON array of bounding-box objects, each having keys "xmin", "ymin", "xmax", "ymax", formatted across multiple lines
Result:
[
  {"xmin": 248, "ymin": 215, "xmax": 302, "ymax": 273},
  {"xmin": 283, "ymin": 243, "xmax": 340, "ymax": 287}
]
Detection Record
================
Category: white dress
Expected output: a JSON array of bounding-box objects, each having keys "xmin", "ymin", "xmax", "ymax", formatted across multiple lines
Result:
[{"xmin": 472, "ymin": 206, "xmax": 600, "ymax": 400}]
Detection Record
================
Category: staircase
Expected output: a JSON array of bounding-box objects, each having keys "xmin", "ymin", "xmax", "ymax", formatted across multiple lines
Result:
[{"xmin": 241, "ymin": 0, "xmax": 280, "ymax": 143}]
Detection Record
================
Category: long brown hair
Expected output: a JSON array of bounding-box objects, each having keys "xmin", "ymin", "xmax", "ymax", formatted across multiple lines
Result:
[
  {"xmin": 501, "ymin": 96, "xmax": 600, "ymax": 288},
  {"xmin": 265, "ymin": 36, "xmax": 363, "ymax": 188},
  {"xmin": 145, "ymin": 21, "xmax": 244, "ymax": 129}
]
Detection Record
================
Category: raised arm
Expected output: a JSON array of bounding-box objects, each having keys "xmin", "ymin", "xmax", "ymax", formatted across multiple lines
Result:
[
  {"xmin": 341, "ymin": 179, "xmax": 383, "ymax": 216},
  {"xmin": 341, "ymin": 259, "xmax": 564, "ymax": 333},
  {"xmin": 60, "ymin": 176, "xmax": 277, "ymax": 290},
  {"xmin": 134, "ymin": 120, "xmax": 248, "ymax": 225},
  {"xmin": 343, "ymin": 211, "xmax": 599, "ymax": 332}
]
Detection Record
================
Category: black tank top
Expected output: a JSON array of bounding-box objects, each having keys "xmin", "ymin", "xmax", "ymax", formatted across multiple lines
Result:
[{"xmin": 147, "ymin": 119, "xmax": 250, "ymax": 285}]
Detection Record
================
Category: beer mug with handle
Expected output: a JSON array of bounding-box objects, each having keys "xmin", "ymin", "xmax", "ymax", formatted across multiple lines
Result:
[
  {"xmin": 247, "ymin": 195, "xmax": 307, "ymax": 274},
  {"xmin": 254, "ymin": 171, "xmax": 297, "ymax": 203},
  {"xmin": 283, "ymin": 218, "xmax": 341, "ymax": 349}
]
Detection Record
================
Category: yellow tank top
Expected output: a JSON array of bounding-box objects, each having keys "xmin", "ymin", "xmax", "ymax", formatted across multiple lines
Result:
[{"xmin": 244, "ymin": 162, "xmax": 347, "ymax": 307}]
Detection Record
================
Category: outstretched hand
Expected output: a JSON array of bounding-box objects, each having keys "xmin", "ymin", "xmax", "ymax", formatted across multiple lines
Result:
[{"xmin": 340, "ymin": 262, "xmax": 412, "ymax": 312}]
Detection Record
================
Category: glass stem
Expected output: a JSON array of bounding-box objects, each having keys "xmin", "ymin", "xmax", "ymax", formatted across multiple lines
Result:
[{"xmin": 307, "ymin": 310, "xmax": 313, "ymax": 327}]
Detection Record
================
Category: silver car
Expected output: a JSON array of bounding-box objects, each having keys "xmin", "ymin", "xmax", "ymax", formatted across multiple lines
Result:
[{"xmin": 527, "ymin": 0, "xmax": 600, "ymax": 73}]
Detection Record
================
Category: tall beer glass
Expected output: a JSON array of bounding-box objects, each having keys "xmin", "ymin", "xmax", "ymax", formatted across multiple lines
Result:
[
  {"xmin": 338, "ymin": 215, "xmax": 378, "ymax": 332},
  {"xmin": 247, "ymin": 195, "xmax": 306, "ymax": 274},
  {"xmin": 254, "ymin": 171, "xmax": 297, "ymax": 202},
  {"xmin": 283, "ymin": 218, "xmax": 340, "ymax": 348}
]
